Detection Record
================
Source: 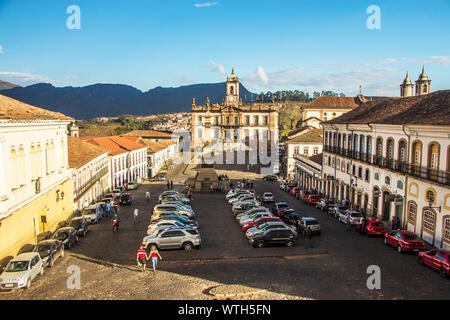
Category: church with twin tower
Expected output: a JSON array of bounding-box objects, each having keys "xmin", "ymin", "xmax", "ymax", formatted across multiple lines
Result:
[
  {"xmin": 400, "ymin": 66, "xmax": 431, "ymax": 97},
  {"xmin": 191, "ymin": 69, "xmax": 280, "ymax": 152}
]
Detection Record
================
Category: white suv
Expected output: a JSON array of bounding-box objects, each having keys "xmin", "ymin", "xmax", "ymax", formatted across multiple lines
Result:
[
  {"xmin": 0, "ymin": 253, "xmax": 44, "ymax": 290},
  {"xmin": 142, "ymin": 228, "xmax": 201, "ymax": 251}
]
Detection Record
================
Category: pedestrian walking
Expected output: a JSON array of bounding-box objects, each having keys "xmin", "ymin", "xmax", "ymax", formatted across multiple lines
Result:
[
  {"xmin": 149, "ymin": 245, "xmax": 163, "ymax": 275},
  {"xmin": 359, "ymin": 218, "xmax": 366, "ymax": 235},
  {"xmin": 304, "ymin": 227, "xmax": 313, "ymax": 248},
  {"xmin": 170, "ymin": 180, "xmax": 173, "ymax": 189},
  {"xmin": 136, "ymin": 246, "xmax": 149, "ymax": 272},
  {"xmin": 83, "ymin": 199, "xmax": 89, "ymax": 209},
  {"xmin": 133, "ymin": 208, "xmax": 139, "ymax": 224},
  {"xmin": 346, "ymin": 215, "xmax": 351, "ymax": 231},
  {"xmin": 167, "ymin": 181, "xmax": 170, "ymax": 189},
  {"xmin": 145, "ymin": 191, "xmax": 150, "ymax": 201},
  {"xmin": 106, "ymin": 201, "xmax": 112, "ymax": 218}
]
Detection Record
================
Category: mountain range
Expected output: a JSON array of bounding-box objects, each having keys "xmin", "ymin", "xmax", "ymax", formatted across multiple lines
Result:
[{"xmin": 0, "ymin": 82, "xmax": 256, "ymax": 120}]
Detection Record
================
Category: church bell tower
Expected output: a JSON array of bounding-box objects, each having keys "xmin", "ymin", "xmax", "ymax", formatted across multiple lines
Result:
[{"xmin": 225, "ymin": 68, "xmax": 239, "ymax": 106}]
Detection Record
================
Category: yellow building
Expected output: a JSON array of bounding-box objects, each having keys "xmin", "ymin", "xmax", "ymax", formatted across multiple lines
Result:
[{"xmin": 0, "ymin": 95, "xmax": 74, "ymax": 262}]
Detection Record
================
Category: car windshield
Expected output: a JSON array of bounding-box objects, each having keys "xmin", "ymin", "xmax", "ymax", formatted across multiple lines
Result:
[
  {"xmin": 53, "ymin": 231, "xmax": 68, "ymax": 238},
  {"xmin": 404, "ymin": 233, "xmax": 419, "ymax": 240},
  {"xmin": 5, "ymin": 261, "xmax": 29, "ymax": 272},
  {"xmin": 278, "ymin": 204, "xmax": 288, "ymax": 208},
  {"xmin": 82, "ymin": 209, "xmax": 96, "ymax": 215},
  {"xmin": 33, "ymin": 245, "xmax": 51, "ymax": 257},
  {"xmin": 264, "ymin": 193, "xmax": 273, "ymax": 196},
  {"xmin": 257, "ymin": 223, "xmax": 269, "ymax": 230},
  {"xmin": 351, "ymin": 213, "xmax": 362, "ymax": 217},
  {"xmin": 305, "ymin": 220, "xmax": 319, "ymax": 225}
]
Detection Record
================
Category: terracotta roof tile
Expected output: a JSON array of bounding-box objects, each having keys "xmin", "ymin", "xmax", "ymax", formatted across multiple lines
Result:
[
  {"xmin": 0, "ymin": 94, "xmax": 72, "ymax": 121},
  {"xmin": 67, "ymin": 137, "xmax": 109, "ymax": 169},
  {"xmin": 286, "ymin": 127, "xmax": 323, "ymax": 143},
  {"xmin": 306, "ymin": 96, "xmax": 362, "ymax": 109},
  {"xmin": 326, "ymin": 90, "xmax": 450, "ymax": 126},
  {"xmin": 78, "ymin": 136, "xmax": 147, "ymax": 156},
  {"xmin": 122, "ymin": 130, "xmax": 172, "ymax": 138}
]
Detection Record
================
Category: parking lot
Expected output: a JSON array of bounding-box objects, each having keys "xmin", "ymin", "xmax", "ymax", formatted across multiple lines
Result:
[{"xmin": 1, "ymin": 164, "xmax": 449, "ymax": 300}]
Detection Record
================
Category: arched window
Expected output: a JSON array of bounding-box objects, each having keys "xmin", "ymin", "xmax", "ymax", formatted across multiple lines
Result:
[
  {"xmin": 412, "ymin": 141, "xmax": 422, "ymax": 166},
  {"xmin": 365, "ymin": 169, "xmax": 370, "ymax": 181},
  {"xmin": 408, "ymin": 201, "xmax": 417, "ymax": 224},
  {"xmin": 45, "ymin": 143, "xmax": 50, "ymax": 175},
  {"xmin": 443, "ymin": 216, "xmax": 450, "ymax": 244},
  {"xmin": 30, "ymin": 145, "xmax": 37, "ymax": 180},
  {"xmin": 9, "ymin": 149, "xmax": 18, "ymax": 190},
  {"xmin": 376, "ymin": 138, "xmax": 383, "ymax": 164},
  {"xmin": 423, "ymin": 209, "xmax": 436, "ymax": 234},
  {"xmin": 428, "ymin": 142, "xmax": 440, "ymax": 170},
  {"xmin": 386, "ymin": 138, "xmax": 394, "ymax": 160},
  {"xmin": 385, "ymin": 176, "xmax": 391, "ymax": 185},
  {"xmin": 18, "ymin": 147, "xmax": 26, "ymax": 186},
  {"xmin": 61, "ymin": 139, "xmax": 66, "ymax": 169},
  {"xmin": 398, "ymin": 140, "xmax": 407, "ymax": 163},
  {"xmin": 366, "ymin": 136, "xmax": 372, "ymax": 156},
  {"xmin": 426, "ymin": 189, "xmax": 436, "ymax": 204},
  {"xmin": 397, "ymin": 180, "xmax": 404, "ymax": 190},
  {"xmin": 36, "ymin": 145, "xmax": 43, "ymax": 178},
  {"xmin": 374, "ymin": 172, "xmax": 380, "ymax": 180}
]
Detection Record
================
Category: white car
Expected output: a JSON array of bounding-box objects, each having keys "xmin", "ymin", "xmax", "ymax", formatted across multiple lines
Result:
[
  {"xmin": 127, "ymin": 181, "xmax": 138, "ymax": 190},
  {"xmin": 339, "ymin": 210, "xmax": 363, "ymax": 224},
  {"xmin": 81, "ymin": 204, "xmax": 102, "ymax": 223},
  {"xmin": 262, "ymin": 192, "xmax": 275, "ymax": 203},
  {"xmin": 147, "ymin": 220, "xmax": 196, "ymax": 235},
  {"xmin": 229, "ymin": 194, "xmax": 255, "ymax": 205},
  {"xmin": 0, "ymin": 253, "xmax": 44, "ymax": 290}
]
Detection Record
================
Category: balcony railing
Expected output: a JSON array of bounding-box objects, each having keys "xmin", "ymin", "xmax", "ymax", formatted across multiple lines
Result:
[
  {"xmin": 74, "ymin": 166, "xmax": 109, "ymax": 200},
  {"xmin": 324, "ymin": 144, "xmax": 449, "ymax": 186}
]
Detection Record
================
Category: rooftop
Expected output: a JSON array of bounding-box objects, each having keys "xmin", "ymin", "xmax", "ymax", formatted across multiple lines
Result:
[
  {"xmin": 326, "ymin": 90, "xmax": 450, "ymax": 126},
  {"xmin": 306, "ymin": 96, "xmax": 363, "ymax": 109},
  {"xmin": 68, "ymin": 137, "xmax": 110, "ymax": 169},
  {"xmin": 122, "ymin": 130, "xmax": 172, "ymax": 138},
  {"xmin": 79, "ymin": 136, "xmax": 147, "ymax": 156},
  {"xmin": 285, "ymin": 127, "xmax": 323, "ymax": 144},
  {"xmin": 0, "ymin": 94, "xmax": 72, "ymax": 121}
]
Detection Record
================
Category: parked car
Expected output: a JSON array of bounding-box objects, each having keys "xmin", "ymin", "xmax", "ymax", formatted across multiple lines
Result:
[
  {"xmin": 127, "ymin": 181, "xmax": 138, "ymax": 190},
  {"xmin": 241, "ymin": 216, "xmax": 282, "ymax": 232},
  {"xmin": 147, "ymin": 220, "xmax": 196, "ymax": 235},
  {"xmin": 0, "ymin": 253, "xmax": 44, "ymax": 290},
  {"xmin": 262, "ymin": 192, "xmax": 275, "ymax": 203},
  {"xmin": 232, "ymin": 201, "xmax": 261, "ymax": 215},
  {"xmin": 298, "ymin": 217, "xmax": 321, "ymax": 235},
  {"xmin": 262, "ymin": 175, "xmax": 278, "ymax": 181},
  {"xmin": 316, "ymin": 199, "xmax": 333, "ymax": 212},
  {"xmin": 384, "ymin": 230, "xmax": 426, "ymax": 253},
  {"xmin": 417, "ymin": 249, "xmax": 450, "ymax": 278},
  {"xmin": 328, "ymin": 204, "xmax": 348, "ymax": 218},
  {"xmin": 52, "ymin": 227, "xmax": 79, "ymax": 249},
  {"xmin": 151, "ymin": 215, "xmax": 198, "ymax": 228},
  {"xmin": 159, "ymin": 193, "xmax": 191, "ymax": 205},
  {"xmin": 119, "ymin": 193, "xmax": 132, "ymax": 205},
  {"xmin": 357, "ymin": 218, "xmax": 386, "ymax": 236},
  {"xmin": 305, "ymin": 194, "xmax": 321, "ymax": 205},
  {"xmin": 280, "ymin": 212, "xmax": 301, "ymax": 226},
  {"xmin": 272, "ymin": 202, "xmax": 290, "ymax": 216},
  {"xmin": 226, "ymin": 189, "xmax": 252, "ymax": 199},
  {"xmin": 112, "ymin": 188, "xmax": 124, "ymax": 198},
  {"xmin": 239, "ymin": 212, "xmax": 273, "ymax": 226},
  {"xmin": 153, "ymin": 173, "xmax": 167, "ymax": 181},
  {"xmin": 69, "ymin": 216, "xmax": 89, "ymax": 237},
  {"xmin": 235, "ymin": 207, "xmax": 269, "ymax": 219},
  {"xmin": 297, "ymin": 190, "xmax": 311, "ymax": 200},
  {"xmin": 229, "ymin": 194, "xmax": 255, "ymax": 205},
  {"xmin": 249, "ymin": 228, "xmax": 295, "ymax": 248},
  {"xmin": 246, "ymin": 222, "xmax": 297, "ymax": 239},
  {"xmin": 153, "ymin": 204, "xmax": 195, "ymax": 218},
  {"xmin": 290, "ymin": 187, "xmax": 301, "ymax": 197},
  {"xmin": 162, "ymin": 201, "xmax": 193, "ymax": 211},
  {"xmin": 32, "ymin": 240, "xmax": 64, "ymax": 267},
  {"xmin": 81, "ymin": 204, "xmax": 102, "ymax": 223},
  {"xmin": 142, "ymin": 227, "xmax": 201, "ymax": 251},
  {"xmin": 338, "ymin": 210, "xmax": 363, "ymax": 225}
]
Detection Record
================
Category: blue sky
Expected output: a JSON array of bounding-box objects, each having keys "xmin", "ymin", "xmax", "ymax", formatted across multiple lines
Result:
[{"xmin": 0, "ymin": 0, "xmax": 449, "ymax": 96}]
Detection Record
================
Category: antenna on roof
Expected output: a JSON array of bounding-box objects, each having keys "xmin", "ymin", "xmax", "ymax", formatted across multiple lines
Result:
[{"xmin": 359, "ymin": 85, "xmax": 362, "ymax": 95}]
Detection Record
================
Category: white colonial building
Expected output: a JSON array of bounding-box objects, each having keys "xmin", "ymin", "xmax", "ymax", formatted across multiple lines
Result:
[
  {"xmin": 0, "ymin": 95, "xmax": 74, "ymax": 260},
  {"xmin": 322, "ymin": 89, "xmax": 450, "ymax": 249},
  {"xmin": 68, "ymin": 136, "xmax": 111, "ymax": 211}
]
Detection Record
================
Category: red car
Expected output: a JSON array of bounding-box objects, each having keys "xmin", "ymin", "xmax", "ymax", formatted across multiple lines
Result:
[
  {"xmin": 384, "ymin": 230, "xmax": 426, "ymax": 253},
  {"xmin": 305, "ymin": 195, "xmax": 320, "ymax": 205},
  {"xmin": 356, "ymin": 218, "xmax": 386, "ymax": 236},
  {"xmin": 418, "ymin": 249, "xmax": 450, "ymax": 278},
  {"xmin": 290, "ymin": 187, "xmax": 301, "ymax": 196},
  {"xmin": 241, "ymin": 216, "xmax": 281, "ymax": 232}
]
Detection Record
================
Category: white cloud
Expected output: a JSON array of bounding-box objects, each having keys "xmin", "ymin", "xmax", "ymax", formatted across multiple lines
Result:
[
  {"xmin": 64, "ymin": 75, "xmax": 77, "ymax": 80},
  {"xmin": 404, "ymin": 56, "xmax": 450, "ymax": 66},
  {"xmin": 194, "ymin": 2, "xmax": 218, "ymax": 8},
  {"xmin": 0, "ymin": 45, "xmax": 3, "ymax": 54},
  {"xmin": 0, "ymin": 71, "xmax": 59, "ymax": 86},
  {"xmin": 209, "ymin": 60, "xmax": 225, "ymax": 75}
]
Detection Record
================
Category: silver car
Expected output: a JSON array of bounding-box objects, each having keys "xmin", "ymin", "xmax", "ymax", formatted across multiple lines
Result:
[
  {"xmin": 239, "ymin": 212, "xmax": 273, "ymax": 225},
  {"xmin": 81, "ymin": 204, "xmax": 102, "ymax": 223},
  {"xmin": 142, "ymin": 227, "xmax": 201, "ymax": 251},
  {"xmin": 147, "ymin": 219, "xmax": 195, "ymax": 235},
  {"xmin": 298, "ymin": 217, "xmax": 321, "ymax": 235},
  {"xmin": 246, "ymin": 222, "xmax": 297, "ymax": 239},
  {"xmin": 153, "ymin": 204, "xmax": 195, "ymax": 219},
  {"xmin": 235, "ymin": 207, "xmax": 269, "ymax": 220},
  {"xmin": 0, "ymin": 253, "xmax": 44, "ymax": 290},
  {"xmin": 339, "ymin": 210, "xmax": 363, "ymax": 225}
]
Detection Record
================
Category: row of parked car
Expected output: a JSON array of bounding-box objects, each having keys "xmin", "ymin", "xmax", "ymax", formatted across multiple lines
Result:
[
  {"xmin": 141, "ymin": 190, "xmax": 201, "ymax": 251},
  {"xmin": 0, "ymin": 186, "xmax": 137, "ymax": 291},
  {"xmin": 281, "ymin": 182, "xmax": 450, "ymax": 278},
  {"xmin": 226, "ymin": 187, "xmax": 321, "ymax": 248}
]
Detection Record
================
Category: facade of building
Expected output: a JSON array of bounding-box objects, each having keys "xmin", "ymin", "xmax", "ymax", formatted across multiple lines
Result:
[
  {"xmin": 294, "ymin": 153, "xmax": 323, "ymax": 192},
  {"xmin": 283, "ymin": 126, "xmax": 323, "ymax": 178},
  {"xmin": 68, "ymin": 137, "xmax": 110, "ymax": 212},
  {"xmin": 191, "ymin": 69, "xmax": 280, "ymax": 153},
  {"xmin": 322, "ymin": 89, "xmax": 450, "ymax": 249},
  {"xmin": 0, "ymin": 95, "xmax": 74, "ymax": 260},
  {"xmin": 79, "ymin": 136, "xmax": 148, "ymax": 189}
]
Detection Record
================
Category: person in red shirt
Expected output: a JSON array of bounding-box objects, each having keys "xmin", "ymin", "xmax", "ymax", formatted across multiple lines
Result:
[{"xmin": 137, "ymin": 246, "xmax": 149, "ymax": 272}]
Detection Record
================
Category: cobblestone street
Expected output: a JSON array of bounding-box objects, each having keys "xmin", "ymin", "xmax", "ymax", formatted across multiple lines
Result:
[{"xmin": 1, "ymin": 163, "xmax": 449, "ymax": 300}]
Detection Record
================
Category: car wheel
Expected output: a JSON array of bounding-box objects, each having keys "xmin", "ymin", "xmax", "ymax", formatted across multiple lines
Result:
[
  {"xmin": 397, "ymin": 245, "xmax": 403, "ymax": 253},
  {"xmin": 183, "ymin": 242, "xmax": 193, "ymax": 251},
  {"xmin": 440, "ymin": 267, "xmax": 447, "ymax": 278},
  {"xmin": 256, "ymin": 241, "xmax": 265, "ymax": 248},
  {"xmin": 286, "ymin": 240, "xmax": 294, "ymax": 247},
  {"xmin": 417, "ymin": 257, "xmax": 424, "ymax": 265},
  {"xmin": 40, "ymin": 267, "xmax": 44, "ymax": 276}
]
